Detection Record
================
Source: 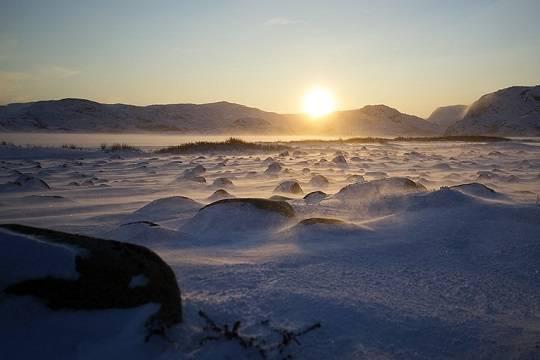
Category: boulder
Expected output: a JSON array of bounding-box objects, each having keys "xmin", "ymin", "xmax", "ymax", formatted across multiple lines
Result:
[{"xmin": 0, "ymin": 224, "xmax": 182, "ymax": 335}]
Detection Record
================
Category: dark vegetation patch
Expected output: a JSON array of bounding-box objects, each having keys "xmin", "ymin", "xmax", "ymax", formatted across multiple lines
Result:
[
  {"xmin": 101, "ymin": 143, "xmax": 141, "ymax": 152},
  {"xmin": 201, "ymin": 198, "xmax": 296, "ymax": 218},
  {"xmin": 197, "ymin": 310, "xmax": 321, "ymax": 359},
  {"xmin": 156, "ymin": 137, "xmax": 288, "ymax": 154},
  {"xmin": 61, "ymin": 144, "xmax": 83, "ymax": 150},
  {"xmin": 0, "ymin": 224, "xmax": 182, "ymax": 339}
]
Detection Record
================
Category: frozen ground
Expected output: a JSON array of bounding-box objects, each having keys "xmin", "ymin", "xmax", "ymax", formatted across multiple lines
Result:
[{"xmin": 1, "ymin": 139, "xmax": 540, "ymax": 359}]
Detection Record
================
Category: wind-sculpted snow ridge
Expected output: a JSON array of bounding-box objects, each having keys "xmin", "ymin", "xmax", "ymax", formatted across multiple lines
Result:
[
  {"xmin": 105, "ymin": 221, "xmax": 185, "ymax": 245},
  {"xmin": 0, "ymin": 174, "xmax": 50, "ymax": 192},
  {"xmin": 281, "ymin": 217, "xmax": 372, "ymax": 243},
  {"xmin": 129, "ymin": 196, "xmax": 202, "ymax": 222}
]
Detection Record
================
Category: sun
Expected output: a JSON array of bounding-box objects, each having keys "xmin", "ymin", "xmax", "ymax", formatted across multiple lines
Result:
[{"xmin": 302, "ymin": 86, "xmax": 335, "ymax": 118}]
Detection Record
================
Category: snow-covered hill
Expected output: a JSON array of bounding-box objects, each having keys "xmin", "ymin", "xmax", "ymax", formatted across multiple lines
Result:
[
  {"xmin": 0, "ymin": 99, "xmax": 440, "ymax": 136},
  {"xmin": 321, "ymin": 105, "xmax": 440, "ymax": 136},
  {"xmin": 0, "ymin": 99, "xmax": 289, "ymax": 134},
  {"xmin": 426, "ymin": 105, "xmax": 467, "ymax": 131},
  {"xmin": 445, "ymin": 85, "xmax": 540, "ymax": 136}
]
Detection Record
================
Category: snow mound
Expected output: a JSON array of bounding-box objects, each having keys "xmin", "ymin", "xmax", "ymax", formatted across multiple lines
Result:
[
  {"xmin": 405, "ymin": 187, "xmax": 478, "ymax": 210},
  {"xmin": 0, "ymin": 174, "xmax": 50, "ymax": 192},
  {"xmin": 304, "ymin": 191, "xmax": 328, "ymax": 204},
  {"xmin": 335, "ymin": 177, "xmax": 427, "ymax": 204},
  {"xmin": 309, "ymin": 174, "xmax": 329, "ymax": 187},
  {"xmin": 264, "ymin": 162, "xmax": 282, "ymax": 175},
  {"xmin": 262, "ymin": 156, "xmax": 274, "ymax": 165},
  {"xmin": 207, "ymin": 189, "xmax": 235, "ymax": 201},
  {"xmin": 345, "ymin": 174, "xmax": 365, "ymax": 183},
  {"xmin": 332, "ymin": 155, "xmax": 348, "ymax": 167},
  {"xmin": 449, "ymin": 183, "xmax": 505, "ymax": 200},
  {"xmin": 273, "ymin": 180, "xmax": 303, "ymax": 194},
  {"xmin": 180, "ymin": 165, "xmax": 207, "ymax": 182},
  {"xmin": 212, "ymin": 177, "xmax": 234, "ymax": 188},
  {"xmin": 283, "ymin": 218, "xmax": 371, "ymax": 240},
  {"xmin": 130, "ymin": 196, "xmax": 202, "ymax": 222},
  {"xmin": 182, "ymin": 198, "xmax": 295, "ymax": 235}
]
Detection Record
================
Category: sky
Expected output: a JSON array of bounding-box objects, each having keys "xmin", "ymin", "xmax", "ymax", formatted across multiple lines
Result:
[{"xmin": 1, "ymin": 0, "xmax": 539, "ymax": 117}]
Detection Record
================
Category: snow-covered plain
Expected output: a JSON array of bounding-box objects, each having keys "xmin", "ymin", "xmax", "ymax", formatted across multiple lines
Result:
[{"xmin": 1, "ymin": 139, "xmax": 540, "ymax": 359}]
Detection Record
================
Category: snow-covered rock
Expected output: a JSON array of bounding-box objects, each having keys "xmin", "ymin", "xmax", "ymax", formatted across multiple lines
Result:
[
  {"xmin": 273, "ymin": 180, "xmax": 303, "ymax": 194},
  {"xmin": 207, "ymin": 189, "xmax": 235, "ymax": 201},
  {"xmin": 303, "ymin": 191, "xmax": 328, "ymax": 204},
  {"xmin": 309, "ymin": 174, "xmax": 329, "ymax": 187},
  {"xmin": 264, "ymin": 162, "xmax": 282, "ymax": 175},
  {"xmin": 212, "ymin": 177, "xmax": 234, "ymax": 188},
  {"xmin": 183, "ymin": 198, "xmax": 295, "ymax": 235},
  {"xmin": 0, "ymin": 174, "xmax": 50, "ymax": 192},
  {"xmin": 332, "ymin": 155, "xmax": 348, "ymax": 168},
  {"xmin": 0, "ymin": 224, "xmax": 182, "ymax": 335},
  {"xmin": 335, "ymin": 177, "xmax": 427, "ymax": 202},
  {"xmin": 130, "ymin": 196, "xmax": 202, "ymax": 222}
]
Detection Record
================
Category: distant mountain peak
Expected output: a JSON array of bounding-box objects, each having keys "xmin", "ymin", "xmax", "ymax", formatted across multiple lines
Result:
[
  {"xmin": 445, "ymin": 85, "xmax": 540, "ymax": 136},
  {"xmin": 427, "ymin": 105, "xmax": 468, "ymax": 131}
]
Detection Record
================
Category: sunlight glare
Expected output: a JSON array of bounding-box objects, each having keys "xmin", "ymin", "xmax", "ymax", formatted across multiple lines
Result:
[{"xmin": 302, "ymin": 87, "xmax": 335, "ymax": 118}]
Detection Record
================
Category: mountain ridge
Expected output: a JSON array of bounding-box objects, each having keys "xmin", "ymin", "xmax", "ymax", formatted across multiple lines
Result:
[
  {"xmin": 0, "ymin": 98, "xmax": 438, "ymax": 136},
  {"xmin": 2, "ymin": 84, "xmax": 539, "ymax": 136}
]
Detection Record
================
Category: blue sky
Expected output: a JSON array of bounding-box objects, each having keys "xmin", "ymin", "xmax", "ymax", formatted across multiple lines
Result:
[{"xmin": 1, "ymin": 0, "xmax": 539, "ymax": 116}]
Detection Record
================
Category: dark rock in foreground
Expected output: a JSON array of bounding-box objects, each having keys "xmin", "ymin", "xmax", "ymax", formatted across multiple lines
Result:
[{"xmin": 0, "ymin": 224, "xmax": 182, "ymax": 334}]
